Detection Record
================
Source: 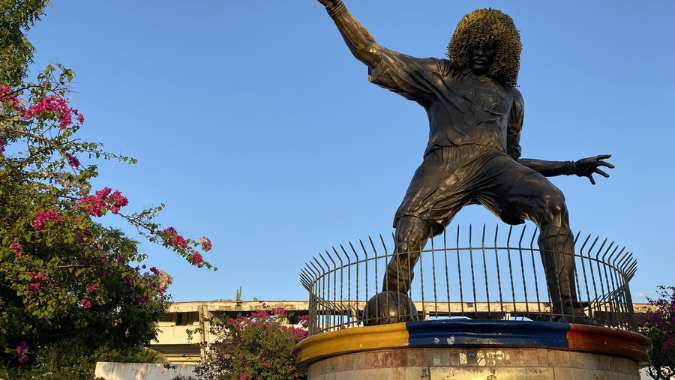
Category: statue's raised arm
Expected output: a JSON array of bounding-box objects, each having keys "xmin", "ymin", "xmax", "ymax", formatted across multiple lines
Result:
[{"xmin": 314, "ymin": 0, "xmax": 382, "ymax": 68}]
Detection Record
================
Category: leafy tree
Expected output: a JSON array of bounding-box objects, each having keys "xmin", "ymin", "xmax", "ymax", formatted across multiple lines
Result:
[
  {"xmin": 0, "ymin": 1, "xmax": 215, "ymax": 378},
  {"xmin": 193, "ymin": 302, "xmax": 308, "ymax": 380},
  {"xmin": 638, "ymin": 286, "xmax": 675, "ymax": 380}
]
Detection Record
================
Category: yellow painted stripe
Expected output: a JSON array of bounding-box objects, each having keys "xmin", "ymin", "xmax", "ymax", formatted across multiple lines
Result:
[{"xmin": 293, "ymin": 323, "xmax": 409, "ymax": 366}]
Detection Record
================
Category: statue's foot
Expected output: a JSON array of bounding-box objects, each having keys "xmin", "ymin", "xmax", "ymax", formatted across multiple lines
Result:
[{"xmin": 362, "ymin": 291, "xmax": 419, "ymax": 326}]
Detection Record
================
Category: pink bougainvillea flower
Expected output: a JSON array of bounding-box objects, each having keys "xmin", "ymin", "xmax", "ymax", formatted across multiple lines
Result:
[
  {"xmin": 109, "ymin": 190, "xmax": 128, "ymax": 214},
  {"xmin": 32, "ymin": 209, "xmax": 60, "ymax": 230},
  {"xmin": 77, "ymin": 113, "xmax": 84, "ymax": 124},
  {"xmin": 192, "ymin": 252, "xmax": 204, "ymax": 266},
  {"xmin": 77, "ymin": 187, "xmax": 129, "ymax": 216},
  {"xmin": 86, "ymin": 283, "xmax": 97, "ymax": 293},
  {"xmin": 12, "ymin": 241, "xmax": 22, "ymax": 258},
  {"xmin": 81, "ymin": 299, "xmax": 92, "ymax": 309},
  {"xmin": 14, "ymin": 341, "xmax": 29, "ymax": 363},
  {"xmin": 199, "ymin": 237, "xmax": 212, "ymax": 252},
  {"xmin": 24, "ymin": 95, "xmax": 79, "ymax": 129},
  {"xmin": 64, "ymin": 152, "xmax": 80, "ymax": 167},
  {"xmin": 163, "ymin": 227, "xmax": 189, "ymax": 249},
  {"xmin": 28, "ymin": 283, "xmax": 40, "ymax": 298}
]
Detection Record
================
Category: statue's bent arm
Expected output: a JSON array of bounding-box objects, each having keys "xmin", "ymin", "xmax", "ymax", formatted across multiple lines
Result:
[{"xmin": 324, "ymin": 1, "xmax": 382, "ymax": 69}]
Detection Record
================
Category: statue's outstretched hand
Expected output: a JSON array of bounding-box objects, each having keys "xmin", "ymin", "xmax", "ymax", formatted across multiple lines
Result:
[{"xmin": 574, "ymin": 154, "xmax": 614, "ymax": 185}]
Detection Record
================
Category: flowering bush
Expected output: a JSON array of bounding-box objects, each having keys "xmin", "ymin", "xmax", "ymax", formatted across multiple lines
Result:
[
  {"xmin": 0, "ymin": 1, "xmax": 214, "ymax": 378},
  {"xmin": 194, "ymin": 301, "xmax": 308, "ymax": 380},
  {"xmin": 638, "ymin": 285, "xmax": 675, "ymax": 380}
]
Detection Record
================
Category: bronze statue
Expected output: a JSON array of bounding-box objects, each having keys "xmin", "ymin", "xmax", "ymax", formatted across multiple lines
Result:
[{"xmin": 313, "ymin": 0, "xmax": 613, "ymax": 324}]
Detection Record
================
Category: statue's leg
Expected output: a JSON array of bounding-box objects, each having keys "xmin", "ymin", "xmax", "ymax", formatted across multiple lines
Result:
[
  {"xmin": 537, "ymin": 215, "xmax": 578, "ymax": 316},
  {"xmin": 477, "ymin": 156, "xmax": 592, "ymax": 323},
  {"xmin": 383, "ymin": 216, "xmax": 433, "ymax": 294},
  {"xmin": 517, "ymin": 180, "xmax": 588, "ymax": 322}
]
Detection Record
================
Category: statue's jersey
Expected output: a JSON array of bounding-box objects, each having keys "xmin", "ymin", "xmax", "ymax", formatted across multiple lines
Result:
[{"xmin": 368, "ymin": 47, "xmax": 523, "ymax": 158}]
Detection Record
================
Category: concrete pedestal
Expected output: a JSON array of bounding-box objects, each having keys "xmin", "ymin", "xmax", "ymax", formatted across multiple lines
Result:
[{"xmin": 294, "ymin": 321, "xmax": 651, "ymax": 380}]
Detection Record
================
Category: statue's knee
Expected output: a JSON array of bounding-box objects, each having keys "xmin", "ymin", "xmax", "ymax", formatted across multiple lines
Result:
[
  {"xmin": 540, "ymin": 190, "xmax": 568, "ymax": 225},
  {"xmin": 395, "ymin": 242, "xmax": 410, "ymax": 254}
]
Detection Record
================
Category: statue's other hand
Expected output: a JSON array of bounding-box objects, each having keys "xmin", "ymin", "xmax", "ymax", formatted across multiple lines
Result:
[{"xmin": 574, "ymin": 154, "xmax": 614, "ymax": 185}]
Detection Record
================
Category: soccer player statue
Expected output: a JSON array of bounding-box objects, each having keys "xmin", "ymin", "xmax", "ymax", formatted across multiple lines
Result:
[{"xmin": 312, "ymin": 0, "xmax": 613, "ymax": 325}]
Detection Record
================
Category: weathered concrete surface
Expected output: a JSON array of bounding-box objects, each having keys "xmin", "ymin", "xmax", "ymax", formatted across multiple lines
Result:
[
  {"xmin": 307, "ymin": 347, "xmax": 642, "ymax": 380},
  {"xmin": 94, "ymin": 362, "xmax": 197, "ymax": 380}
]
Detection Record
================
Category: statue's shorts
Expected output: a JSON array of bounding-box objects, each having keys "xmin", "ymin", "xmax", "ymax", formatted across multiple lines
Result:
[{"xmin": 394, "ymin": 145, "xmax": 566, "ymax": 236}]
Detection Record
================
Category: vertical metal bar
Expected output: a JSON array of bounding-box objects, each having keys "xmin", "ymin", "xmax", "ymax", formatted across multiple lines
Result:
[
  {"xmin": 599, "ymin": 244, "xmax": 616, "ymax": 326},
  {"xmin": 609, "ymin": 247, "xmax": 627, "ymax": 328},
  {"xmin": 380, "ymin": 234, "xmax": 395, "ymax": 321},
  {"xmin": 332, "ymin": 247, "xmax": 345, "ymax": 327},
  {"xmin": 457, "ymin": 225, "xmax": 464, "ymax": 317},
  {"xmin": 306, "ymin": 264, "xmax": 319, "ymax": 335},
  {"xmin": 444, "ymin": 229, "xmax": 451, "ymax": 318},
  {"xmin": 577, "ymin": 234, "xmax": 593, "ymax": 322},
  {"xmin": 431, "ymin": 233, "xmax": 438, "ymax": 318},
  {"xmin": 502, "ymin": 225, "xmax": 513, "ymax": 319},
  {"xmin": 516, "ymin": 226, "xmax": 528, "ymax": 316},
  {"xmin": 325, "ymin": 250, "xmax": 338, "ymax": 329},
  {"xmin": 359, "ymin": 240, "xmax": 371, "ymax": 324},
  {"xmin": 319, "ymin": 254, "xmax": 333, "ymax": 331},
  {"xmin": 392, "ymin": 231, "xmax": 400, "ymax": 296},
  {"xmin": 529, "ymin": 228, "xmax": 542, "ymax": 317},
  {"xmin": 368, "ymin": 236, "xmax": 384, "ymax": 323},
  {"xmin": 414, "ymin": 233, "xmax": 426, "ymax": 319},
  {"xmin": 586, "ymin": 237, "xmax": 602, "ymax": 325},
  {"xmin": 481, "ymin": 225, "xmax": 491, "ymax": 319},
  {"xmin": 469, "ymin": 224, "xmax": 478, "ymax": 318},
  {"xmin": 348, "ymin": 242, "xmax": 360, "ymax": 325},
  {"xmin": 594, "ymin": 240, "xmax": 609, "ymax": 325},
  {"xmin": 615, "ymin": 250, "xmax": 632, "ymax": 328},
  {"xmin": 311, "ymin": 259, "xmax": 325, "ymax": 333},
  {"xmin": 419, "ymin": 233, "xmax": 426, "ymax": 320},
  {"xmin": 339, "ymin": 245, "xmax": 352, "ymax": 327},
  {"xmin": 572, "ymin": 232, "xmax": 583, "ymax": 314}
]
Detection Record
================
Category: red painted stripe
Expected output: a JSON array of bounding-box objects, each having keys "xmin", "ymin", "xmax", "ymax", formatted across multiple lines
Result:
[{"xmin": 566, "ymin": 324, "xmax": 652, "ymax": 365}]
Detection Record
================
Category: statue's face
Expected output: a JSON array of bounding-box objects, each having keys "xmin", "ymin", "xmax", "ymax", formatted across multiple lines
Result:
[{"xmin": 468, "ymin": 42, "xmax": 496, "ymax": 76}]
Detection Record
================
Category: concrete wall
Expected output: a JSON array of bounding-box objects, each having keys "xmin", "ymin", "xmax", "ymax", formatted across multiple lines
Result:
[{"xmin": 94, "ymin": 362, "xmax": 197, "ymax": 380}]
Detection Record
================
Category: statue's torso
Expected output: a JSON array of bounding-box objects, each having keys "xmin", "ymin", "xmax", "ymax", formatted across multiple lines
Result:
[
  {"xmin": 368, "ymin": 51, "xmax": 518, "ymax": 158},
  {"xmin": 424, "ymin": 68, "xmax": 513, "ymax": 156}
]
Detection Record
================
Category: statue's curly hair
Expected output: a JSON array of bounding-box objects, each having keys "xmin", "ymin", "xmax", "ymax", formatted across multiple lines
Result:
[{"xmin": 447, "ymin": 8, "xmax": 522, "ymax": 86}]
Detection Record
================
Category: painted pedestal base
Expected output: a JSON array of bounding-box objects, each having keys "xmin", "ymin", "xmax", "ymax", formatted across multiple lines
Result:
[{"xmin": 294, "ymin": 321, "xmax": 651, "ymax": 380}]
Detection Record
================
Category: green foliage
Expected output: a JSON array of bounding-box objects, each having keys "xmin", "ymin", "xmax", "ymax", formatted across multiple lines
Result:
[
  {"xmin": 0, "ymin": 1, "xmax": 214, "ymax": 378},
  {"xmin": 0, "ymin": 339, "xmax": 160, "ymax": 380},
  {"xmin": 193, "ymin": 302, "xmax": 308, "ymax": 380},
  {"xmin": 0, "ymin": 0, "xmax": 50, "ymax": 85}
]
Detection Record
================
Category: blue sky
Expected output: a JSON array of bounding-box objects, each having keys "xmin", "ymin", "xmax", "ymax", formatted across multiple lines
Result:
[{"xmin": 26, "ymin": 0, "xmax": 674, "ymax": 303}]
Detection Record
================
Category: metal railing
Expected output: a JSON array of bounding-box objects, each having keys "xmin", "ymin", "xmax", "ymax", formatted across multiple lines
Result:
[{"xmin": 299, "ymin": 225, "xmax": 638, "ymax": 336}]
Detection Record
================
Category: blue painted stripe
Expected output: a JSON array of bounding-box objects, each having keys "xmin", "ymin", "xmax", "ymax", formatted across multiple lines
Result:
[{"xmin": 406, "ymin": 320, "xmax": 570, "ymax": 348}]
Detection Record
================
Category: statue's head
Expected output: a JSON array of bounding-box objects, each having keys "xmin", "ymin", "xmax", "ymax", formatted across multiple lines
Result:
[{"xmin": 447, "ymin": 8, "xmax": 522, "ymax": 86}]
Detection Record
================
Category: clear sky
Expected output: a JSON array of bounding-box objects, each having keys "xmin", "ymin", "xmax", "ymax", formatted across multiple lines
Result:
[{"xmin": 26, "ymin": 0, "xmax": 675, "ymax": 303}]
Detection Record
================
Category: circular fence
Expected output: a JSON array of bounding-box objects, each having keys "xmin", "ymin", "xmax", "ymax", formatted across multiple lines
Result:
[{"xmin": 299, "ymin": 225, "xmax": 638, "ymax": 336}]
